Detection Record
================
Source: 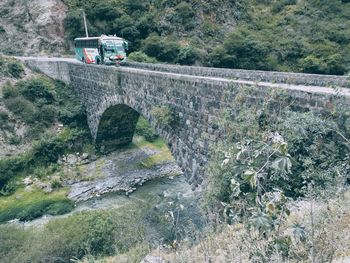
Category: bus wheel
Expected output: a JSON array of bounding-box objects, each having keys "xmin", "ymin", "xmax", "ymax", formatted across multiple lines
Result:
[
  {"xmin": 97, "ymin": 59, "xmax": 100, "ymax": 65},
  {"xmin": 82, "ymin": 57, "xmax": 85, "ymax": 63}
]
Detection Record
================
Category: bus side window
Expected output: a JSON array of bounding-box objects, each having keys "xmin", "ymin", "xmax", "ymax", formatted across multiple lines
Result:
[{"xmin": 123, "ymin": 41, "xmax": 128, "ymax": 51}]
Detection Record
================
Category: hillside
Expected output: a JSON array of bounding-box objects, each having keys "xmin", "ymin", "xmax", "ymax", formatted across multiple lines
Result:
[
  {"xmin": 1, "ymin": 0, "xmax": 349, "ymax": 74},
  {"xmin": 0, "ymin": 0, "xmax": 67, "ymax": 56},
  {"xmin": 62, "ymin": 0, "xmax": 350, "ymax": 74}
]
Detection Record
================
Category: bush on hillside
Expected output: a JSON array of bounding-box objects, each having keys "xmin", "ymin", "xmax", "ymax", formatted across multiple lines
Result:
[
  {"xmin": 39, "ymin": 105, "xmax": 57, "ymax": 126},
  {"xmin": 128, "ymin": 51, "xmax": 157, "ymax": 63},
  {"xmin": 7, "ymin": 61, "xmax": 24, "ymax": 79},
  {"xmin": 4, "ymin": 96, "xmax": 37, "ymax": 123},
  {"xmin": 2, "ymin": 82, "xmax": 19, "ymax": 98},
  {"xmin": 16, "ymin": 77, "xmax": 56, "ymax": 105}
]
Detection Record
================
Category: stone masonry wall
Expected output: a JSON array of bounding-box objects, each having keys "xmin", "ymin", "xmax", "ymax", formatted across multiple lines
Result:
[
  {"xmin": 23, "ymin": 58, "xmax": 350, "ymax": 186},
  {"xmin": 128, "ymin": 62, "xmax": 349, "ymax": 88}
]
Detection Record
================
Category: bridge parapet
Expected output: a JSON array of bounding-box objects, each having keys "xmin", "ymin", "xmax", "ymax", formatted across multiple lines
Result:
[{"xmin": 128, "ymin": 61, "xmax": 349, "ymax": 88}]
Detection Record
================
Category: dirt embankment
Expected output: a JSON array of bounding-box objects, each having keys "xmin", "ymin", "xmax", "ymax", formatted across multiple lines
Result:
[{"xmin": 0, "ymin": 0, "xmax": 68, "ymax": 56}]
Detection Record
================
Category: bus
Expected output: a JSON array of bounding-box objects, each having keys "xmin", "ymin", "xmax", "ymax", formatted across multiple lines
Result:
[{"xmin": 74, "ymin": 35, "xmax": 128, "ymax": 65}]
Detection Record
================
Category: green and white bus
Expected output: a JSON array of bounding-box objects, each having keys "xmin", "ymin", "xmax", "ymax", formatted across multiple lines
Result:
[{"xmin": 74, "ymin": 35, "xmax": 128, "ymax": 65}]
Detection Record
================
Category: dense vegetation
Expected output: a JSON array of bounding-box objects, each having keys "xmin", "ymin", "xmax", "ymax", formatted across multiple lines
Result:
[
  {"xmin": 62, "ymin": 0, "xmax": 350, "ymax": 74},
  {"xmin": 0, "ymin": 73, "xmax": 91, "ymax": 194},
  {"xmin": 200, "ymin": 88, "xmax": 350, "ymax": 262},
  {"xmin": 0, "ymin": 57, "xmax": 91, "ymax": 220},
  {"xmin": 0, "ymin": 184, "xmax": 202, "ymax": 263}
]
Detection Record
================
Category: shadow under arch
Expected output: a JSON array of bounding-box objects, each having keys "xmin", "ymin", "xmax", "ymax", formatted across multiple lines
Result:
[{"xmin": 96, "ymin": 104, "xmax": 140, "ymax": 152}]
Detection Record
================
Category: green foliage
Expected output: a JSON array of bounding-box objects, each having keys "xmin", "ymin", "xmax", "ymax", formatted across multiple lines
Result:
[
  {"xmin": 206, "ymin": 0, "xmax": 350, "ymax": 74},
  {"xmin": 135, "ymin": 116, "xmax": 159, "ymax": 142},
  {"xmin": 0, "ymin": 127, "xmax": 91, "ymax": 191},
  {"xmin": 2, "ymin": 82, "xmax": 19, "ymax": 98},
  {"xmin": 151, "ymin": 105, "xmax": 174, "ymax": 127},
  {"xmin": 0, "ymin": 203, "xmax": 150, "ymax": 262},
  {"xmin": 209, "ymin": 27, "xmax": 272, "ymax": 70},
  {"xmin": 205, "ymin": 88, "xmax": 349, "ymax": 223},
  {"xmin": 16, "ymin": 77, "xmax": 56, "ymax": 105},
  {"xmin": 0, "ymin": 187, "xmax": 74, "ymax": 222},
  {"xmin": 0, "ymin": 198, "xmax": 74, "ymax": 222},
  {"xmin": 0, "ymin": 110, "xmax": 12, "ymax": 131},
  {"xmin": 60, "ymin": 0, "xmax": 350, "ymax": 73},
  {"xmin": 177, "ymin": 45, "xmax": 200, "ymax": 65},
  {"xmin": 7, "ymin": 61, "xmax": 24, "ymax": 79},
  {"xmin": 4, "ymin": 96, "xmax": 37, "ymax": 123},
  {"xmin": 39, "ymin": 104, "xmax": 57, "ymax": 125},
  {"xmin": 172, "ymin": 1, "xmax": 196, "ymax": 30},
  {"xmin": 7, "ymin": 135, "xmax": 22, "ymax": 145},
  {"xmin": 0, "ymin": 56, "xmax": 24, "ymax": 78},
  {"xmin": 142, "ymin": 34, "xmax": 181, "ymax": 63},
  {"xmin": 51, "ymin": 180, "xmax": 62, "ymax": 189},
  {"xmin": 2, "ymin": 76, "xmax": 88, "ymax": 131},
  {"xmin": 128, "ymin": 51, "xmax": 157, "ymax": 63}
]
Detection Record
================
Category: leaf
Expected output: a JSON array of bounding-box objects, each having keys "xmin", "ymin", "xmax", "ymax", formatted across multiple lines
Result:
[
  {"xmin": 244, "ymin": 169, "xmax": 257, "ymax": 188},
  {"xmin": 272, "ymin": 156, "xmax": 292, "ymax": 174},
  {"xmin": 230, "ymin": 178, "xmax": 241, "ymax": 197}
]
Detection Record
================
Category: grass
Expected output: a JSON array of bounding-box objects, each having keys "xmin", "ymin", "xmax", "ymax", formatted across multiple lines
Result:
[
  {"xmin": 0, "ymin": 187, "xmax": 73, "ymax": 222},
  {"xmin": 132, "ymin": 137, "xmax": 174, "ymax": 169},
  {"xmin": 0, "ymin": 199, "xmax": 152, "ymax": 263},
  {"xmin": 137, "ymin": 151, "xmax": 173, "ymax": 169}
]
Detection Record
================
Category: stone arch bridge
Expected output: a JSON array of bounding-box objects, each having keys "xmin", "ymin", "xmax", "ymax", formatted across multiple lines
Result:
[{"xmin": 22, "ymin": 58, "xmax": 350, "ymax": 186}]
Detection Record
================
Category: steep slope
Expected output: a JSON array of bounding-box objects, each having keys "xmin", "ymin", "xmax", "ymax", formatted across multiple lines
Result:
[{"xmin": 0, "ymin": 0, "xmax": 68, "ymax": 55}]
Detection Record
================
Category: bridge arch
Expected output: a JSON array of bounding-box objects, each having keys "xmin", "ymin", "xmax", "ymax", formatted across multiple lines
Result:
[
  {"xmin": 96, "ymin": 104, "xmax": 140, "ymax": 152},
  {"xmin": 94, "ymin": 102, "xmax": 177, "ymax": 157}
]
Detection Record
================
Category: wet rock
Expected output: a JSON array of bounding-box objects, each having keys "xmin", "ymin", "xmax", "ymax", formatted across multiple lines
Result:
[
  {"xmin": 66, "ymin": 154, "xmax": 78, "ymax": 166},
  {"xmin": 23, "ymin": 176, "xmax": 33, "ymax": 186},
  {"xmin": 43, "ymin": 186, "xmax": 53, "ymax": 193},
  {"xmin": 78, "ymin": 159, "xmax": 90, "ymax": 165},
  {"xmin": 81, "ymin": 153, "xmax": 89, "ymax": 160}
]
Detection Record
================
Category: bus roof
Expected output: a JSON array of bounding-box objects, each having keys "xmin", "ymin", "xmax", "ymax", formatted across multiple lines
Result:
[{"xmin": 74, "ymin": 36, "xmax": 124, "ymax": 41}]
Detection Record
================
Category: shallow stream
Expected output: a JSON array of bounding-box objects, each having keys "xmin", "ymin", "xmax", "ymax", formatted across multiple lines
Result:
[{"xmin": 13, "ymin": 175, "xmax": 196, "ymax": 228}]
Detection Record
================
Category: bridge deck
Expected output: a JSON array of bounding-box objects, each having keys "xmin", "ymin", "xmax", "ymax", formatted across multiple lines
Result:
[{"xmin": 16, "ymin": 56, "xmax": 350, "ymax": 98}]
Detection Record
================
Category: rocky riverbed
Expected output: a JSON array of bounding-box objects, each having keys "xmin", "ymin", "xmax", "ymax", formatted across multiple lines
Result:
[{"xmin": 65, "ymin": 144, "xmax": 183, "ymax": 201}]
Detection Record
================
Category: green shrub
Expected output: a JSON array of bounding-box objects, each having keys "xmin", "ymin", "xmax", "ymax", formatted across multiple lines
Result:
[
  {"xmin": 0, "ymin": 110, "xmax": 11, "ymax": 131},
  {"xmin": 173, "ymin": 1, "xmax": 196, "ymax": 30},
  {"xmin": 128, "ymin": 51, "xmax": 157, "ymax": 63},
  {"xmin": 51, "ymin": 180, "xmax": 62, "ymax": 189},
  {"xmin": 204, "ymin": 89, "xmax": 349, "ymax": 219},
  {"xmin": 177, "ymin": 45, "xmax": 199, "ymax": 65},
  {"xmin": 4, "ymin": 96, "xmax": 37, "ymax": 123},
  {"xmin": 142, "ymin": 34, "xmax": 181, "ymax": 63},
  {"xmin": 39, "ymin": 104, "xmax": 57, "ymax": 125},
  {"xmin": 2, "ymin": 82, "xmax": 19, "ymax": 98},
  {"xmin": 7, "ymin": 135, "xmax": 22, "ymax": 145},
  {"xmin": 0, "ymin": 127, "xmax": 91, "ymax": 189},
  {"xmin": 135, "ymin": 116, "xmax": 158, "ymax": 141},
  {"xmin": 0, "ymin": 204, "xmax": 149, "ymax": 262},
  {"xmin": 151, "ymin": 105, "xmax": 174, "ymax": 127},
  {"xmin": 7, "ymin": 61, "xmax": 24, "ymax": 79},
  {"xmin": 271, "ymin": 0, "xmax": 297, "ymax": 13},
  {"xmin": 0, "ymin": 154, "xmax": 31, "ymax": 190},
  {"xmin": 16, "ymin": 77, "xmax": 56, "ymax": 105}
]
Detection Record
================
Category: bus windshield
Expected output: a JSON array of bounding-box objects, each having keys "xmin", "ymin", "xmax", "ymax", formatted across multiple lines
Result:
[{"xmin": 103, "ymin": 40, "xmax": 124, "ymax": 52}]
